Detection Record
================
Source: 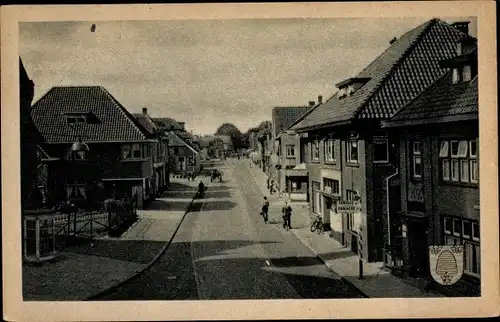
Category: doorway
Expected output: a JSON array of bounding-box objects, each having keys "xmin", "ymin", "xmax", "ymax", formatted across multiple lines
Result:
[{"xmin": 408, "ymin": 219, "xmax": 428, "ymax": 277}]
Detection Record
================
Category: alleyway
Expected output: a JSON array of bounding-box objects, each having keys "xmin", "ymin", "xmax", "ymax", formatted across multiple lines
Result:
[{"xmin": 93, "ymin": 159, "xmax": 363, "ymax": 300}]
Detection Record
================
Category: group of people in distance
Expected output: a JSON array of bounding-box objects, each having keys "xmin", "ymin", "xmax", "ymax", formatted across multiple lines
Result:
[{"xmin": 260, "ymin": 196, "xmax": 292, "ymax": 229}]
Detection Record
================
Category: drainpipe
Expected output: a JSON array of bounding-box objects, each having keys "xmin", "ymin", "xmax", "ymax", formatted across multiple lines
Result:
[{"xmin": 385, "ymin": 167, "xmax": 399, "ymax": 265}]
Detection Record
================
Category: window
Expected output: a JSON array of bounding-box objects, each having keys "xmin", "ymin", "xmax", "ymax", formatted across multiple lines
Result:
[
  {"xmin": 65, "ymin": 182, "xmax": 87, "ymax": 200},
  {"xmin": 178, "ymin": 157, "xmax": 185, "ymax": 171},
  {"xmin": 122, "ymin": 143, "xmax": 142, "ymax": 159},
  {"xmin": 443, "ymin": 216, "xmax": 480, "ymax": 277},
  {"xmin": 173, "ymin": 147, "xmax": 179, "ymax": 154},
  {"xmin": 452, "ymin": 65, "xmax": 474, "ymax": 84},
  {"xmin": 188, "ymin": 156, "xmax": 195, "ymax": 166},
  {"xmin": 347, "ymin": 140, "xmax": 358, "ymax": 163},
  {"xmin": 373, "ymin": 137, "xmax": 389, "ymax": 163},
  {"xmin": 312, "ymin": 140, "xmax": 320, "ymax": 161},
  {"xmin": 462, "ymin": 65, "xmax": 472, "ymax": 82},
  {"xmin": 411, "ymin": 141, "xmax": 422, "ymax": 178},
  {"xmin": 456, "ymin": 43, "xmax": 462, "ymax": 55},
  {"xmin": 286, "ymin": 145, "xmax": 295, "ymax": 158},
  {"xmin": 440, "ymin": 139, "xmax": 478, "ymax": 184},
  {"xmin": 323, "ymin": 178, "xmax": 340, "ymax": 195},
  {"xmin": 66, "ymin": 115, "xmax": 87, "ymax": 124},
  {"xmin": 324, "ymin": 140, "xmax": 335, "ymax": 162}
]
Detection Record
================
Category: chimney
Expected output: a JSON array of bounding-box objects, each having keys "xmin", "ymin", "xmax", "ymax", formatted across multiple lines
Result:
[
  {"xmin": 451, "ymin": 21, "xmax": 470, "ymax": 35},
  {"xmin": 317, "ymin": 95, "xmax": 323, "ymax": 104},
  {"xmin": 308, "ymin": 101, "xmax": 315, "ymax": 107},
  {"xmin": 178, "ymin": 121, "xmax": 185, "ymax": 130},
  {"xmin": 389, "ymin": 37, "xmax": 398, "ymax": 45},
  {"xmin": 142, "ymin": 107, "xmax": 148, "ymax": 115}
]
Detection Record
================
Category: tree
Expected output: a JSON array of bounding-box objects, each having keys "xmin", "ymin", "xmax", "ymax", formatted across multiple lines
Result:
[{"xmin": 215, "ymin": 123, "xmax": 242, "ymax": 137}]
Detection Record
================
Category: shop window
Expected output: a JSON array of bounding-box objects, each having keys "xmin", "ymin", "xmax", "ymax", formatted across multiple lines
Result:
[
  {"xmin": 324, "ymin": 139, "xmax": 335, "ymax": 162},
  {"xmin": 411, "ymin": 140, "xmax": 422, "ymax": 178},
  {"xmin": 122, "ymin": 143, "xmax": 143, "ymax": 160},
  {"xmin": 443, "ymin": 215, "xmax": 480, "ymax": 277},
  {"xmin": 286, "ymin": 145, "xmax": 295, "ymax": 158},
  {"xmin": 440, "ymin": 139, "xmax": 478, "ymax": 185},
  {"xmin": 373, "ymin": 136, "xmax": 389, "ymax": 163},
  {"xmin": 323, "ymin": 178, "xmax": 340, "ymax": 195},
  {"xmin": 347, "ymin": 140, "xmax": 358, "ymax": 163}
]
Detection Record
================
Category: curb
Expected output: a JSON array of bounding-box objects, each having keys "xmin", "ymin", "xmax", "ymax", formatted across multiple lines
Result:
[
  {"xmin": 85, "ymin": 189, "xmax": 200, "ymax": 301},
  {"xmin": 290, "ymin": 229, "xmax": 370, "ymax": 298}
]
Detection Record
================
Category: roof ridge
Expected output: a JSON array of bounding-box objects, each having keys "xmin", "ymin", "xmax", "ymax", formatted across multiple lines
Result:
[
  {"xmin": 100, "ymin": 87, "xmax": 150, "ymax": 140},
  {"xmin": 353, "ymin": 18, "xmax": 438, "ymax": 119},
  {"xmin": 289, "ymin": 93, "xmax": 336, "ymax": 131}
]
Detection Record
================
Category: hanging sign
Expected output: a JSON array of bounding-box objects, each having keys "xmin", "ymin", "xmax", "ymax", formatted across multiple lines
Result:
[{"xmin": 336, "ymin": 200, "xmax": 362, "ymax": 213}]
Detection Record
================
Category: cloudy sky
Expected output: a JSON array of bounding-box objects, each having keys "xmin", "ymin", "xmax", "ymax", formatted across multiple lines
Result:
[{"xmin": 19, "ymin": 17, "xmax": 476, "ymax": 135}]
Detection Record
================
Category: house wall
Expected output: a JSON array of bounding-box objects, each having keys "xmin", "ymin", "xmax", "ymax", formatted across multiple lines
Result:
[
  {"xmin": 169, "ymin": 145, "xmax": 199, "ymax": 174},
  {"xmin": 395, "ymin": 120, "xmax": 479, "ymax": 296},
  {"xmin": 304, "ymin": 125, "xmax": 397, "ymax": 263},
  {"xmin": 43, "ymin": 142, "xmax": 154, "ymax": 208}
]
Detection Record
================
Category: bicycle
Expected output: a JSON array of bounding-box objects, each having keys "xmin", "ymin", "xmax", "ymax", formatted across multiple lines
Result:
[{"xmin": 310, "ymin": 215, "xmax": 324, "ymax": 234}]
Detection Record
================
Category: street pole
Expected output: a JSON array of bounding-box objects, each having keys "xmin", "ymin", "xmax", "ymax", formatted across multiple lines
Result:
[{"xmin": 358, "ymin": 226, "xmax": 364, "ymax": 279}]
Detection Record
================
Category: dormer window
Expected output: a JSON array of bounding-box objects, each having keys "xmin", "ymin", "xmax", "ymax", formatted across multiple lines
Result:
[
  {"xmin": 452, "ymin": 65, "xmax": 473, "ymax": 84},
  {"xmin": 336, "ymin": 77, "xmax": 371, "ymax": 100},
  {"xmin": 66, "ymin": 115, "xmax": 87, "ymax": 124},
  {"xmin": 456, "ymin": 43, "xmax": 462, "ymax": 55}
]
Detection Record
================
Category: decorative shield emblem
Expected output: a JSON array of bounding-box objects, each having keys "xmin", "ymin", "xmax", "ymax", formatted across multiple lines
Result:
[{"xmin": 429, "ymin": 245, "xmax": 464, "ymax": 285}]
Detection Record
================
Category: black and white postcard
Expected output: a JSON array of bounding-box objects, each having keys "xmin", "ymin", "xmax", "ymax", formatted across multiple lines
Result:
[{"xmin": 1, "ymin": 1, "xmax": 498, "ymax": 321}]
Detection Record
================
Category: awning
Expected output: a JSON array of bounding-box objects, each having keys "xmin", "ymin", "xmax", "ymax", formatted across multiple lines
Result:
[{"xmin": 293, "ymin": 163, "xmax": 307, "ymax": 170}]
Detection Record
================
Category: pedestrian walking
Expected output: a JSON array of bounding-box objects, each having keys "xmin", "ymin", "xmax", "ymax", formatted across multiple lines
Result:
[
  {"xmin": 266, "ymin": 177, "xmax": 270, "ymax": 190},
  {"xmin": 270, "ymin": 179, "xmax": 275, "ymax": 195},
  {"xmin": 261, "ymin": 196, "xmax": 269, "ymax": 224},
  {"xmin": 282, "ymin": 201, "xmax": 292, "ymax": 229}
]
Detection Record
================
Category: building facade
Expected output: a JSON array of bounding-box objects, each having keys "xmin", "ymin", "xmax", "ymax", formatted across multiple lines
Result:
[
  {"xmin": 382, "ymin": 35, "xmax": 479, "ymax": 296},
  {"xmin": 292, "ymin": 18, "xmax": 473, "ymax": 262},
  {"xmin": 166, "ymin": 131, "xmax": 201, "ymax": 175},
  {"xmin": 30, "ymin": 86, "xmax": 158, "ymax": 209}
]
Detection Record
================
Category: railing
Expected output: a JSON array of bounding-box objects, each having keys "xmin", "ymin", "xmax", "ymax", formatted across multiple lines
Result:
[{"xmin": 53, "ymin": 199, "xmax": 137, "ymax": 242}]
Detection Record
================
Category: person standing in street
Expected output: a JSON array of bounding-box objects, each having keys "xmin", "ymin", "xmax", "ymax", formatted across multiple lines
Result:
[
  {"xmin": 282, "ymin": 201, "xmax": 292, "ymax": 229},
  {"xmin": 261, "ymin": 196, "xmax": 270, "ymax": 224}
]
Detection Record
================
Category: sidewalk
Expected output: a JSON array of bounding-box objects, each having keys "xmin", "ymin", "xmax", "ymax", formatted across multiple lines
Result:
[
  {"xmin": 23, "ymin": 177, "xmax": 199, "ymax": 301},
  {"xmin": 246, "ymin": 162, "xmax": 444, "ymax": 298}
]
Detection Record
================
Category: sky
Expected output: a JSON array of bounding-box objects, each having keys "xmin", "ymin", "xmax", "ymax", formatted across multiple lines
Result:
[{"xmin": 19, "ymin": 17, "xmax": 477, "ymax": 136}]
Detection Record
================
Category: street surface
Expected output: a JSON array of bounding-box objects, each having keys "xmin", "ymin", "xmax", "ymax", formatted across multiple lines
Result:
[{"xmin": 94, "ymin": 159, "xmax": 362, "ymax": 300}]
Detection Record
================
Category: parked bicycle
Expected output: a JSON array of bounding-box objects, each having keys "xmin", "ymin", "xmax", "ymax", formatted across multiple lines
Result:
[{"xmin": 310, "ymin": 215, "xmax": 324, "ymax": 234}]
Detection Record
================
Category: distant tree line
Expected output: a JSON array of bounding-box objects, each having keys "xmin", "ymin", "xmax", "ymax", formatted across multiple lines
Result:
[{"xmin": 213, "ymin": 121, "xmax": 272, "ymax": 151}]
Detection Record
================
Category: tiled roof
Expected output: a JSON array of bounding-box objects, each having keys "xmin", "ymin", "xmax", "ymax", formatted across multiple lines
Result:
[
  {"xmin": 31, "ymin": 86, "xmax": 150, "ymax": 143},
  {"xmin": 272, "ymin": 106, "xmax": 312, "ymax": 136},
  {"xmin": 293, "ymin": 18, "xmax": 474, "ymax": 131},
  {"xmin": 385, "ymin": 73, "xmax": 478, "ymax": 126},
  {"xmin": 152, "ymin": 117, "xmax": 184, "ymax": 131},
  {"xmin": 132, "ymin": 113, "xmax": 158, "ymax": 134},
  {"xmin": 166, "ymin": 132, "xmax": 198, "ymax": 153}
]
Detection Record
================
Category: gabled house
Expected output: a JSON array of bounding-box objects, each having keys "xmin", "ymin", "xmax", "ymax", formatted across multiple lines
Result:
[
  {"xmin": 292, "ymin": 18, "xmax": 474, "ymax": 263},
  {"xmin": 132, "ymin": 108, "xmax": 170, "ymax": 195},
  {"xmin": 31, "ymin": 86, "xmax": 157, "ymax": 209},
  {"xmin": 165, "ymin": 131, "xmax": 201, "ymax": 176},
  {"xmin": 381, "ymin": 33, "xmax": 479, "ymax": 296},
  {"xmin": 271, "ymin": 100, "xmax": 318, "ymax": 199}
]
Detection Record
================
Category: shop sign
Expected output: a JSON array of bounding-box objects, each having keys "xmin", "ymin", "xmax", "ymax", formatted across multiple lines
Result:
[
  {"xmin": 336, "ymin": 200, "xmax": 362, "ymax": 213},
  {"xmin": 408, "ymin": 182, "xmax": 424, "ymax": 203}
]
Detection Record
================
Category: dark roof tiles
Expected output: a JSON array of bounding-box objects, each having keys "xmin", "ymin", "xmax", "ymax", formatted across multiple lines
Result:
[
  {"xmin": 31, "ymin": 86, "xmax": 150, "ymax": 143},
  {"xmin": 389, "ymin": 73, "xmax": 478, "ymax": 123},
  {"xmin": 132, "ymin": 112, "xmax": 158, "ymax": 135},
  {"xmin": 293, "ymin": 18, "xmax": 474, "ymax": 131},
  {"xmin": 272, "ymin": 106, "xmax": 312, "ymax": 136}
]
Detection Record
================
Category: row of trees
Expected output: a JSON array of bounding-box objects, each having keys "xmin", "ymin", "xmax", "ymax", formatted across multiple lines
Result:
[{"xmin": 214, "ymin": 121, "xmax": 272, "ymax": 151}]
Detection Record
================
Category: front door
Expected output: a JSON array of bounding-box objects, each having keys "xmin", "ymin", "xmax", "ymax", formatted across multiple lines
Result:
[{"xmin": 408, "ymin": 219, "xmax": 428, "ymax": 277}]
